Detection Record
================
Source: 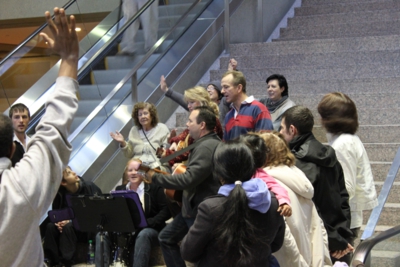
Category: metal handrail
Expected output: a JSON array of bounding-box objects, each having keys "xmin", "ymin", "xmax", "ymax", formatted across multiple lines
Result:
[
  {"xmin": 361, "ymin": 147, "xmax": 400, "ymax": 240},
  {"xmin": 0, "ymin": 0, "xmax": 77, "ymax": 70},
  {"xmin": 351, "ymin": 225, "xmax": 400, "ymax": 266},
  {"xmin": 68, "ymin": 0, "xmax": 202, "ymax": 142}
]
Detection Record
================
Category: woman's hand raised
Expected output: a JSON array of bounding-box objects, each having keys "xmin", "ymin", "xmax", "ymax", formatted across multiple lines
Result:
[{"xmin": 110, "ymin": 131, "xmax": 126, "ymax": 147}]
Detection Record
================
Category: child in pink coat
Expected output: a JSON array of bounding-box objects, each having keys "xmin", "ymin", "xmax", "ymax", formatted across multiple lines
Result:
[{"xmin": 242, "ymin": 134, "xmax": 292, "ymax": 216}]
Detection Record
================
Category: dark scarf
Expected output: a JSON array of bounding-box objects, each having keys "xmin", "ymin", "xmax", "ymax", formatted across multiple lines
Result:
[{"xmin": 265, "ymin": 95, "xmax": 288, "ymax": 113}]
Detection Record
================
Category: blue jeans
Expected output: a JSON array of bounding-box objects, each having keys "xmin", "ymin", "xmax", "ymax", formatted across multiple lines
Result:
[
  {"xmin": 158, "ymin": 213, "xmax": 195, "ymax": 267},
  {"xmin": 132, "ymin": 228, "xmax": 159, "ymax": 267}
]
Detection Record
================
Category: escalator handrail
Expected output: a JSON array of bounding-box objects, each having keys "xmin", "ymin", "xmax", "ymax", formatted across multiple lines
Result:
[
  {"xmin": 351, "ymin": 225, "xmax": 400, "ymax": 266},
  {"xmin": 0, "ymin": 0, "xmax": 77, "ymax": 69},
  {"xmin": 361, "ymin": 146, "xmax": 400, "ymax": 241},
  {"xmin": 68, "ymin": 0, "xmax": 202, "ymax": 142}
]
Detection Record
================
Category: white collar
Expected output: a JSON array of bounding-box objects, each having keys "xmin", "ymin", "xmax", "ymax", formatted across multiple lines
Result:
[{"xmin": 125, "ymin": 181, "xmax": 145, "ymax": 192}]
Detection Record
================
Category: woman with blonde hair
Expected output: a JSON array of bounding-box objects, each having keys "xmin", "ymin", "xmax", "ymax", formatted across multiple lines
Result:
[
  {"xmin": 159, "ymin": 78, "xmax": 223, "ymax": 166},
  {"xmin": 258, "ymin": 131, "xmax": 332, "ymax": 267}
]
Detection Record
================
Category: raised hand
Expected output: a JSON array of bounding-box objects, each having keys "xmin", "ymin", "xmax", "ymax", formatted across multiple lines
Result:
[
  {"xmin": 160, "ymin": 75, "xmax": 169, "ymax": 93},
  {"xmin": 40, "ymin": 8, "xmax": 78, "ymax": 61},
  {"xmin": 40, "ymin": 7, "xmax": 79, "ymax": 79},
  {"xmin": 110, "ymin": 131, "xmax": 126, "ymax": 147},
  {"xmin": 228, "ymin": 58, "xmax": 238, "ymax": 71}
]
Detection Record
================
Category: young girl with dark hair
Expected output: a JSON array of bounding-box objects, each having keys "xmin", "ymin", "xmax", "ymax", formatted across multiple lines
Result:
[{"xmin": 180, "ymin": 141, "xmax": 285, "ymax": 267}]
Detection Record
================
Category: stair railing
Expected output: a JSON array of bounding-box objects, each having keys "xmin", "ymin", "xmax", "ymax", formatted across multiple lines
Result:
[{"xmin": 350, "ymin": 146, "xmax": 400, "ymax": 266}]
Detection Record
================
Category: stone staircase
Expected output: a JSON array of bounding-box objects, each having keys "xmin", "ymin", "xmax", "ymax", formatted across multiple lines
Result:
[{"xmin": 206, "ymin": 0, "xmax": 400, "ymax": 265}]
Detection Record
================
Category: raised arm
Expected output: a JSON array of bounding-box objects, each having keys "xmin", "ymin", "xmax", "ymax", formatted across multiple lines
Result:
[
  {"xmin": 160, "ymin": 75, "xmax": 188, "ymax": 111},
  {"xmin": 40, "ymin": 7, "xmax": 79, "ymax": 79}
]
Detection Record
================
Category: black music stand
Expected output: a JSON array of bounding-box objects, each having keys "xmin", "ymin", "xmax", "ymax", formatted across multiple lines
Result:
[{"xmin": 68, "ymin": 194, "xmax": 136, "ymax": 267}]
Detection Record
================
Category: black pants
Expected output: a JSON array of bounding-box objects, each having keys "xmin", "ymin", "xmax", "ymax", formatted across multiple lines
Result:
[{"xmin": 43, "ymin": 222, "xmax": 86, "ymax": 265}]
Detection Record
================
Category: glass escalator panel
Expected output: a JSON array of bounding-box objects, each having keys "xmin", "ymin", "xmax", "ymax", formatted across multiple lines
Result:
[
  {"xmin": 68, "ymin": 0, "xmax": 211, "ymax": 159},
  {"xmin": 0, "ymin": 0, "xmax": 121, "ymax": 115}
]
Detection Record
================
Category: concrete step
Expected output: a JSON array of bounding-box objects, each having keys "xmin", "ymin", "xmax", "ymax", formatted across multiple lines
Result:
[
  {"xmin": 279, "ymin": 20, "xmax": 400, "ymax": 41},
  {"xmin": 312, "ymin": 125, "xmax": 400, "ymax": 144},
  {"xmin": 220, "ymin": 50, "xmax": 400, "ymax": 69},
  {"xmin": 363, "ymin": 144, "xmax": 399, "ymax": 163},
  {"xmin": 370, "ymin": 250, "xmax": 400, "ymax": 267},
  {"xmin": 286, "ymin": 93, "xmax": 400, "ymax": 111},
  {"xmin": 287, "ymin": 9, "xmax": 400, "ymax": 29},
  {"xmin": 210, "ymin": 64, "xmax": 400, "ymax": 83},
  {"xmin": 243, "ymin": 77, "xmax": 400, "ymax": 96},
  {"xmin": 310, "ymin": 108, "xmax": 400, "ymax": 127},
  {"xmin": 363, "ymin": 203, "xmax": 400, "ymax": 226},
  {"xmin": 371, "ymin": 162, "xmax": 400, "ymax": 182},
  {"xmin": 375, "ymin": 182, "xmax": 400, "ymax": 204},
  {"xmin": 294, "ymin": 1, "xmax": 400, "ymax": 17},
  {"xmin": 301, "ymin": 0, "xmax": 394, "ymax": 7},
  {"xmin": 230, "ymin": 35, "xmax": 400, "ymax": 56}
]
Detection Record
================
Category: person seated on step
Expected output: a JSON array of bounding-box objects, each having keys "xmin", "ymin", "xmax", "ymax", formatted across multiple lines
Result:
[
  {"xmin": 180, "ymin": 140, "xmax": 285, "ymax": 267},
  {"xmin": 95, "ymin": 158, "xmax": 171, "ymax": 267},
  {"xmin": 259, "ymin": 131, "xmax": 332, "ymax": 267},
  {"xmin": 110, "ymin": 102, "xmax": 170, "ymax": 172},
  {"xmin": 280, "ymin": 105, "xmax": 354, "ymax": 264},
  {"xmin": 318, "ymin": 92, "xmax": 378, "ymax": 262},
  {"xmin": 158, "ymin": 82, "xmax": 222, "ymax": 167},
  {"xmin": 43, "ymin": 166, "xmax": 102, "ymax": 267}
]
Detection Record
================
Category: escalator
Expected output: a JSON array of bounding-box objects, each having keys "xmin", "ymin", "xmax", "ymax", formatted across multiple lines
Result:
[{"xmin": 1, "ymin": 0, "xmax": 246, "ymax": 192}]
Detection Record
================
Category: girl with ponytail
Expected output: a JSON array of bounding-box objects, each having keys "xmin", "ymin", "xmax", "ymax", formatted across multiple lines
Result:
[{"xmin": 180, "ymin": 141, "xmax": 285, "ymax": 267}]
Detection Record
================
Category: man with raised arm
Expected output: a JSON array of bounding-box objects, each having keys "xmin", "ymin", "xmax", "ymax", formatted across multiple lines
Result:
[{"xmin": 0, "ymin": 8, "xmax": 79, "ymax": 266}]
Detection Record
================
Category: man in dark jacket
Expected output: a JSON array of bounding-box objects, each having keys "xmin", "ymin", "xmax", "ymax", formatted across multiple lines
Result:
[
  {"xmin": 143, "ymin": 106, "xmax": 221, "ymax": 267},
  {"xmin": 43, "ymin": 166, "xmax": 102, "ymax": 267},
  {"xmin": 280, "ymin": 105, "xmax": 354, "ymax": 263}
]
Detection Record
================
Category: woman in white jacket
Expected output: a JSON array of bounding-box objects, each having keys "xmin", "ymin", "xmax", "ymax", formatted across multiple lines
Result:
[
  {"xmin": 259, "ymin": 131, "xmax": 332, "ymax": 267},
  {"xmin": 318, "ymin": 92, "xmax": 378, "ymax": 259}
]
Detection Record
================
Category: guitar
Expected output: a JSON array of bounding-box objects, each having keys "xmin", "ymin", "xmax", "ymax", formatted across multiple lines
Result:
[{"xmin": 138, "ymin": 164, "xmax": 186, "ymax": 204}]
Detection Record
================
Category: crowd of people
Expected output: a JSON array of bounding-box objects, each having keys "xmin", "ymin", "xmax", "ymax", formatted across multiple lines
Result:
[{"xmin": 0, "ymin": 6, "xmax": 379, "ymax": 267}]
